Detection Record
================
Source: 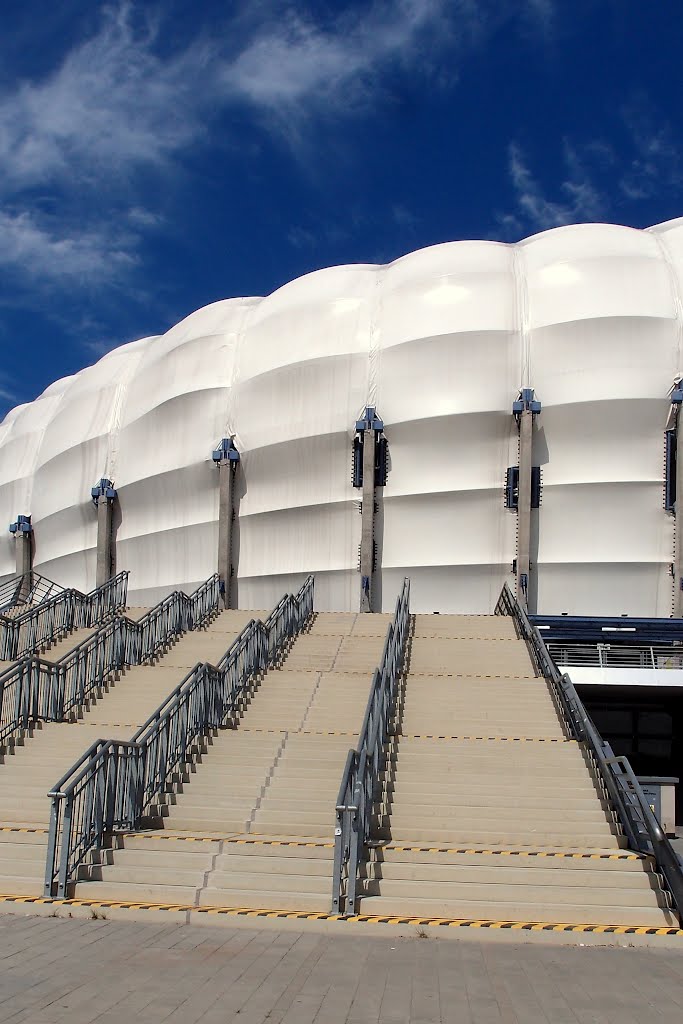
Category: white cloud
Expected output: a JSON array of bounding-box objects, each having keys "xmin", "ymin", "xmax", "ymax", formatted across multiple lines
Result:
[
  {"xmin": 619, "ymin": 101, "xmax": 682, "ymax": 201},
  {"xmin": 222, "ymin": 1, "xmax": 454, "ymax": 113},
  {"xmin": 501, "ymin": 142, "xmax": 602, "ymax": 234},
  {"xmin": 0, "ymin": 0, "xmax": 564, "ymax": 286},
  {"xmin": 0, "ymin": 4, "xmax": 206, "ymax": 192},
  {"xmin": 0, "ymin": 207, "xmax": 137, "ymax": 282},
  {"xmin": 503, "ymin": 141, "xmax": 605, "ymax": 235}
]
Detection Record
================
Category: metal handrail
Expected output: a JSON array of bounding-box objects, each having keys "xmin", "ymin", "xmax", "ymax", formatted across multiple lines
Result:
[
  {"xmin": 0, "ymin": 571, "xmax": 63, "ymax": 613},
  {"xmin": 0, "ymin": 572, "xmax": 129, "ymax": 661},
  {"xmin": 44, "ymin": 575, "xmax": 314, "ymax": 898},
  {"xmin": 332, "ymin": 578, "xmax": 410, "ymax": 915},
  {"xmin": 547, "ymin": 642, "xmax": 683, "ymax": 670},
  {"xmin": 0, "ymin": 574, "xmax": 220, "ymax": 748},
  {"xmin": 495, "ymin": 583, "xmax": 683, "ymax": 924}
]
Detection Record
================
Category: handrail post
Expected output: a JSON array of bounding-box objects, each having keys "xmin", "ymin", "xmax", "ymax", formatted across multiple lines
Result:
[{"xmin": 44, "ymin": 795, "xmax": 63, "ymax": 897}]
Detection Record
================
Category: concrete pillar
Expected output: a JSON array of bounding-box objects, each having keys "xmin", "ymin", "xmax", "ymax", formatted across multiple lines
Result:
[
  {"xmin": 675, "ymin": 408, "xmax": 683, "ymax": 617},
  {"xmin": 9, "ymin": 516, "xmax": 33, "ymax": 603},
  {"xmin": 512, "ymin": 389, "xmax": 541, "ymax": 610},
  {"xmin": 213, "ymin": 439, "xmax": 240, "ymax": 609},
  {"xmin": 355, "ymin": 407, "xmax": 386, "ymax": 613},
  {"xmin": 517, "ymin": 407, "xmax": 533, "ymax": 608},
  {"xmin": 91, "ymin": 479, "xmax": 117, "ymax": 588},
  {"xmin": 360, "ymin": 428, "xmax": 376, "ymax": 613}
]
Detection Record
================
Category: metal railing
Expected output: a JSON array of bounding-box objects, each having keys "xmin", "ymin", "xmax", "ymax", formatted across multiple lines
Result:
[
  {"xmin": 0, "ymin": 572, "xmax": 129, "ymax": 661},
  {"xmin": 495, "ymin": 583, "xmax": 683, "ymax": 925},
  {"xmin": 44, "ymin": 575, "xmax": 314, "ymax": 898},
  {"xmin": 332, "ymin": 579, "xmax": 410, "ymax": 915},
  {"xmin": 547, "ymin": 642, "xmax": 683, "ymax": 670},
  {"xmin": 0, "ymin": 571, "xmax": 63, "ymax": 613},
  {"xmin": 0, "ymin": 574, "xmax": 220, "ymax": 749}
]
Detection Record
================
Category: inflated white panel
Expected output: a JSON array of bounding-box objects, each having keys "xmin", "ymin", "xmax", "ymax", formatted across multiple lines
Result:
[{"xmin": 1, "ymin": 221, "xmax": 682, "ymax": 615}]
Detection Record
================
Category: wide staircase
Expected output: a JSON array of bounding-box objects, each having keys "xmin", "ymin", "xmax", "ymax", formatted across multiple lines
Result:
[
  {"xmin": 68, "ymin": 613, "xmax": 388, "ymax": 911},
  {"xmin": 0, "ymin": 610, "xmax": 260, "ymax": 896},
  {"xmin": 355, "ymin": 614, "xmax": 677, "ymax": 928}
]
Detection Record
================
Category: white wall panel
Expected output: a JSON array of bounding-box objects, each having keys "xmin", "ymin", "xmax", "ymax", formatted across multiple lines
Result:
[{"xmin": 1, "ymin": 222, "xmax": 682, "ymax": 615}]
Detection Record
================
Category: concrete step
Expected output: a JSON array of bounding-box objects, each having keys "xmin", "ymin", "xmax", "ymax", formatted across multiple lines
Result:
[
  {"xmin": 379, "ymin": 791, "xmax": 605, "ymax": 811},
  {"xmin": 151, "ymin": 814, "xmax": 252, "ymax": 833},
  {"xmin": 72, "ymin": 880, "xmax": 200, "ymax": 904},
  {"xmin": 198, "ymin": 888, "xmax": 330, "ymax": 912},
  {"xmin": 83, "ymin": 864, "xmax": 206, "ymax": 887},
  {"xmin": 361, "ymin": 858, "xmax": 659, "ymax": 889},
  {"xmin": 249, "ymin": 819, "xmax": 335, "ymax": 837},
  {"xmin": 110, "ymin": 833, "xmax": 222, "ymax": 854},
  {"xmin": 379, "ymin": 805, "xmax": 611, "ymax": 825},
  {"xmin": 41, "ymin": 628, "xmax": 96, "ymax": 662},
  {"xmin": 214, "ymin": 853, "xmax": 334, "ymax": 873},
  {"xmin": 412, "ymin": 615, "xmax": 519, "ymax": 640},
  {"xmin": 373, "ymin": 825, "xmax": 621, "ymax": 847},
  {"xmin": 92, "ymin": 847, "xmax": 212, "ymax": 871},
  {"xmin": 306, "ymin": 614, "xmax": 359, "ymax": 637},
  {"xmin": 369, "ymin": 846, "xmax": 647, "ymax": 868},
  {"xmin": 207, "ymin": 869, "xmax": 331, "ymax": 894},
  {"xmin": 0, "ymin": 875, "xmax": 43, "ymax": 896},
  {"xmin": 407, "ymin": 638, "xmax": 536, "ymax": 677},
  {"xmin": 357, "ymin": 895, "xmax": 676, "ymax": 927},
  {"xmin": 361, "ymin": 876, "xmax": 663, "ymax": 908},
  {"xmin": 219, "ymin": 840, "xmax": 333, "ymax": 859},
  {"xmin": 381, "ymin": 778, "xmax": 599, "ymax": 797}
]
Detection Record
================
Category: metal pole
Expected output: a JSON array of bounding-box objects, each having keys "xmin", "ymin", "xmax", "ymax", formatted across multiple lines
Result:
[
  {"xmin": 96, "ymin": 495, "xmax": 113, "ymax": 587},
  {"xmin": 91, "ymin": 480, "xmax": 117, "ymax": 588},
  {"xmin": 9, "ymin": 516, "xmax": 33, "ymax": 603},
  {"xmin": 15, "ymin": 531, "xmax": 31, "ymax": 578},
  {"xmin": 675, "ymin": 408, "xmax": 683, "ymax": 617},
  {"xmin": 212, "ymin": 439, "xmax": 240, "ymax": 609},
  {"xmin": 218, "ymin": 460, "xmax": 235, "ymax": 609},
  {"xmin": 517, "ymin": 405, "xmax": 533, "ymax": 608},
  {"xmin": 360, "ymin": 430, "xmax": 375, "ymax": 613},
  {"xmin": 512, "ymin": 389, "xmax": 540, "ymax": 611}
]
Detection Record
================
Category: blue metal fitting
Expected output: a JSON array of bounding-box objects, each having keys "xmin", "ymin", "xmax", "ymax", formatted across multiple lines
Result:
[
  {"xmin": 513, "ymin": 388, "xmax": 541, "ymax": 419},
  {"xmin": 91, "ymin": 478, "xmax": 117, "ymax": 505},
  {"xmin": 355, "ymin": 406, "xmax": 384, "ymax": 433},
  {"xmin": 9, "ymin": 514, "xmax": 32, "ymax": 535},
  {"xmin": 212, "ymin": 438, "xmax": 240, "ymax": 464}
]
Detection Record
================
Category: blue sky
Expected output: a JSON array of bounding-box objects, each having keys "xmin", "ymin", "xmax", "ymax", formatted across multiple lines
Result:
[{"xmin": 1, "ymin": 0, "xmax": 682, "ymax": 418}]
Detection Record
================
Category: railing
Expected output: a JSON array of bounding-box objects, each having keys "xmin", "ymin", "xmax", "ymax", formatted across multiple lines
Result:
[
  {"xmin": 547, "ymin": 642, "xmax": 683, "ymax": 670},
  {"xmin": 495, "ymin": 583, "xmax": 683, "ymax": 925},
  {"xmin": 44, "ymin": 575, "xmax": 314, "ymax": 898},
  {"xmin": 0, "ymin": 572, "xmax": 129, "ymax": 661},
  {"xmin": 0, "ymin": 571, "xmax": 63, "ymax": 613},
  {"xmin": 0, "ymin": 574, "xmax": 220, "ymax": 748},
  {"xmin": 332, "ymin": 579, "xmax": 410, "ymax": 915}
]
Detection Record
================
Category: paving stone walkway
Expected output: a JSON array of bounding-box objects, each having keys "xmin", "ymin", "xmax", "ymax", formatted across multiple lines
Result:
[{"xmin": 0, "ymin": 914, "xmax": 682, "ymax": 1023}]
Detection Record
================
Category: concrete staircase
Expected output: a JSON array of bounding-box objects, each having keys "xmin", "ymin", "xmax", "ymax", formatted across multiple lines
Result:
[
  {"xmin": 0, "ymin": 605, "xmax": 151, "ymax": 674},
  {"xmin": 71, "ymin": 612, "xmax": 389, "ymax": 911},
  {"xmin": 0, "ymin": 609, "xmax": 262, "ymax": 896},
  {"xmin": 356, "ymin": 613, "xmax": 677, "ymax": 928}
]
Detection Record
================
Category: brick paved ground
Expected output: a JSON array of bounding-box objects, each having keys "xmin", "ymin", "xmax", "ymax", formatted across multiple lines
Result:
[{"xmin": 0, "ymin": 914, "xmax": 682, "ymax": 1023}]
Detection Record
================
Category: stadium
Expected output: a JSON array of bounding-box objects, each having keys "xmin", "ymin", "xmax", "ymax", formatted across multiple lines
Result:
[
  {"xmin": 0, "ymin": 219, "xmax": 682, "ymax": 932},
  {"xmin": 3, "ymin": 218, "xmax": 683, "ymax": 617}
]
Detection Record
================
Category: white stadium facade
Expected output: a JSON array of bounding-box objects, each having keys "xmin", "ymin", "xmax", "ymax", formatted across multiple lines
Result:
[
  {"xmin": 1, "ymin": 217, "xmax": 683, "ymax": 871},
  {"xmin": 3, "ymin": 218, "xmax": 683, "ymax": 619}
]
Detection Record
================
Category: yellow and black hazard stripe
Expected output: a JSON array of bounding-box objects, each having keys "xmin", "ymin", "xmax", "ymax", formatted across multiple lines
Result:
[
  {"xmin": 0, "ymin": 826, "xmax": 48, "ymax": 835},
  {"xmin": 118, "ymin": 833, "xmax": 335, "ymax": 849},
  {"xmin": 380, "ymin": 845, "xmax": 645, "ymax": 861},
  {"xmin": 0, "ymin": 894, "xmax": 680, "ymax": 937},
  {"xmin": 301, "ymin": 730, "xmax": 357, "ymax": 736},
  {"xmin": 396, "ymin": 735, "xmax": 572, "ymax": 742}
]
